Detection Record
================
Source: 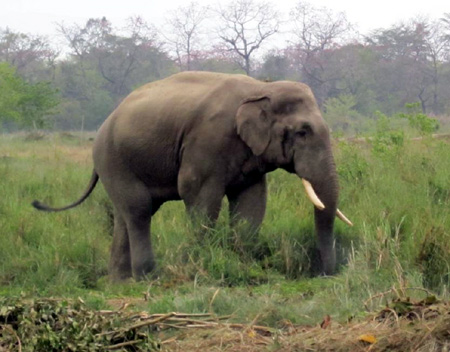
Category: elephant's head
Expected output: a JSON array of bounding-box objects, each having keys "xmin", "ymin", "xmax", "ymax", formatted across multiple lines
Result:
[{"xmin": 236, "ymin": 81, "xmax": 352, "ymax": 275}]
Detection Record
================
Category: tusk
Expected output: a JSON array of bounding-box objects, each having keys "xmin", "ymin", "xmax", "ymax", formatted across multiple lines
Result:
[
  {"xmin": 302, "ymin": 179, "xmax": 325, "ymax": 210},
  {"xmin": 301, "ymin": 179, "xmax": 353, "ymax": 226},
  {"xmin": 337, "ymin": 209, "xmax": 353, "ymax": 226}
]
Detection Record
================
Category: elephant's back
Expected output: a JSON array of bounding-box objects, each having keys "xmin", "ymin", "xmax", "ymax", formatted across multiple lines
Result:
[
  {"xmin": 109, "ymin": 72, "xmax": 259, "ymax": 136},
  {"xmin": 93, "ymin": 71, "xmax": 261, "ymax": 190}
]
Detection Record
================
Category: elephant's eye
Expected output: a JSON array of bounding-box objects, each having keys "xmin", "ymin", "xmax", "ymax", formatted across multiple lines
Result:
[
  {"xmin": 296, "ymin": 124, "xmax": 311, "ymax": 138},
  {"xmin": 297, "ymin": 129, "xmax": 307, "ymax": 137}
]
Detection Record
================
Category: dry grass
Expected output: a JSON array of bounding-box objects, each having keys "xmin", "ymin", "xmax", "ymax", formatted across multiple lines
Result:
[
  {"xmin": 0, "ymin": 136, "xmax": 93, "ymax": 165},
  {"xmin": 160, "ymin": 300, "xmax": 450, "ymax": 351}
]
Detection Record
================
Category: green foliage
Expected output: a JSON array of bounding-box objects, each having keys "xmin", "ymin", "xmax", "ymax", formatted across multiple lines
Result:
[
  {"xmin": 18, "ymin": 81, "xmax": 60, "ymax": 129},
  {"xmin": 0, "ymin": 297, "xmax": 161, "ymax": 351},
  {"xmin": 0, "ymin": 62, "xmax": 25, "ymax": 121},
  {"xmin": 398, "ymin": 103, "xmax": 440, "ymax": 135},
  {"xmin": 323, "ymin": 95, "xmax": 368, "ymax": 135},
  {"xmin": 0, "ymin": 134, "xmax": 449, "ymax": 330},
  {"xmin": 372, "ymin": 111, "xmax": 405, "ymax": 157},
  {"xmin": 336, "ymin": 142, "xmax": 369, "ymax": 184},
  {"xmin": 0, "ymin": 62, "xmax": 59, "ymax": 129},
  {"xmin": 258, "ymin": 53, "xmax": 297, "ymax": 81}
]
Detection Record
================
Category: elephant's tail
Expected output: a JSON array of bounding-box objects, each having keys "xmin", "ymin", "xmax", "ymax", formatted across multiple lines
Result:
[{"xmin": 32, "ymin": 170, "xmax": 99, "ymax": 212}]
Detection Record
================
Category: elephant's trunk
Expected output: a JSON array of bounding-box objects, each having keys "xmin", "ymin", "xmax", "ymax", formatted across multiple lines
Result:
[{"xmin": 296, "ymin": 152, "xmax": 340, "ymax": 275}]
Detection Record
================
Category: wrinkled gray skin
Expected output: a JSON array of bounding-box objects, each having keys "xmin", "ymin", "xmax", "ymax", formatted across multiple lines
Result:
[{"xmin": 33, "ymin": 72, "xmax": 339, "ymax": 281}]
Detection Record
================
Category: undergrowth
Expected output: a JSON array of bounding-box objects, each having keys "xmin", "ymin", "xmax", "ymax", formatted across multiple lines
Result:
[{"xmin": 0, "ymin": 127, "xmax": 448, "ymax": 327}]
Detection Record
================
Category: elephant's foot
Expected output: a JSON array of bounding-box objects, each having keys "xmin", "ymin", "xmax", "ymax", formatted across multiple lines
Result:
[
  {"xmin": 132, "ymin": 256, "xmax": 157, "ymax": 281},
  {"xmin": 109, "ymin": 256, "xmax": 133, "ymax": 282}
]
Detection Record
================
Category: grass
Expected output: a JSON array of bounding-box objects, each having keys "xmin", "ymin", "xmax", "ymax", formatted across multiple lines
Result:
[{"xmin": 0, "ymin": 131, "xmax": 449, "ymax": 330}]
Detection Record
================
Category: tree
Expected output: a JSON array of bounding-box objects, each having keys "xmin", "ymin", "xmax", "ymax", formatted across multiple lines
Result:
[
  {"xmin": 366, "ymin": 18, "xmax": 450, "ymax": 113},
  {"xmin": 289, "ymin": 2, "xmax": 353, "ymax": 103},
  {"xmin": 258, "ymin": 50, "xmax": 298, "ymax": 81},
  {"xmin": 55, "ymin": 17, "xmax": 175, "ymax": 129},
  {"xmin": 214, "ymin": 0, "xmax": 280, "ymax": 75},
  {"xmin": 0, "ymin": 62, "xmax": 59, "ymax": 129},
  {"xmin": 57, "ymin": 17, "xmax": 172, "ymax": 99},
  {"xmin": 0, "ymin": 62, "xmax": 23, "ymax": 122},
  {"xmin": 442, "ymin": 13, "xmax": 450, "ymax": 48},
  {"xmin": 420, "ymin": 19, "xmax": 450, "ymax": 112},
  {"xmin": 0, "ymin": 28, "xmax": 58, "ymax": 81},
  {"xmin": 163, "ymin": 2, "xmax": 208, "ymax": 71}
]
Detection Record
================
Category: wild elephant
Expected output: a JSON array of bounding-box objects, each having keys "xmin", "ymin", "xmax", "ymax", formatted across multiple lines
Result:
[{"xmin": 33, "ymin": 71, "xmax": 352, "ymax": 281}]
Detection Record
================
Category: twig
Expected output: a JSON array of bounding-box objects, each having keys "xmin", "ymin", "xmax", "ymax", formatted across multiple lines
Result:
[
  {"xmin": 98, "ymin": 310, "xmax": 119, "ymax": 315},
  {"xmin": 161, "ymin": 337, "xmax": 178, "ymax": 344},
  {"xmin": 209, "ymin": 288, "xmax": 220, "ymax": 313},
  {"xmin": 380, "ymin": 308, "xmax": 400, "ymax": 327},
  {"xmin": 106, "ymin": 339, "xmax": 142, "ymax": 350},
  {"xmin": 166, "ymin": 317, "xmax": 219, "ymax": 325},
  {"xmin": 227, "ymin": 323, "xmax": 275, "ymax": 334},
  {"xmin": 141, "ymin": 312, "xmax": 212, "ymax": 319},
  {"xmin": 2, "ymin": 325, "xmax": 22, "ymax": 352},
  {"xmin": 125, "ymin": 312, "xmax": 176, "ymax": 331},
  {"xmin": 248, "ymin": 314, "xmax": 261, "ymax": 330},
  {"xmin": 185, "ymin": 324, "xmax": 217, "ymax": 328},
  {"xmin": 159, "ymin": 323, "xmax": 190, "ymax": 329},
  {"xmin": 97, "ymin": 312, "xmax": 176, "ymax": 337}
]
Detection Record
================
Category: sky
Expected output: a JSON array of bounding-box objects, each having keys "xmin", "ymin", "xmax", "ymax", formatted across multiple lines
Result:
[{"xmin": 0, "ymin": 0, "xmax": 448, "ymax": 40}]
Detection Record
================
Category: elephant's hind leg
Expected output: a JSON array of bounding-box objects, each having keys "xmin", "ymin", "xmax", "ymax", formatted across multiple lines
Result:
[
  {"xmin": 109, "ymin": 209, "xmax": 132, "ymax": 281},
  {"xmin": 123, "ymin": 191, "xmax": 156, "ymax": 280},
  {"xmin": 106, "ymin": 178, "xmax": 156, "ymax": 281}
]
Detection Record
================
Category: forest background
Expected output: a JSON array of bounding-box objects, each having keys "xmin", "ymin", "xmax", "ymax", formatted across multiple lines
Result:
[{"xmin": 1, "ymin": 1, "xmax": 450, "ymax": 134}]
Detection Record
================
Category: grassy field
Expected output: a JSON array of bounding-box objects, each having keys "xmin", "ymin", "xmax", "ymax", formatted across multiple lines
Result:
[{"xmin": 0, "ymin": 130, "xmax": 449, "ymax": 349}]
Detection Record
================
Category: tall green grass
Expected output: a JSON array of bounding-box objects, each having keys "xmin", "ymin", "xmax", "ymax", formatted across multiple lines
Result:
[{"xmin": 0, "ymin": 131, "xmax": 448, "ymax": 326}]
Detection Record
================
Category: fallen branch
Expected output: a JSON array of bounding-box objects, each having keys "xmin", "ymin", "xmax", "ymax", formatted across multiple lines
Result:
[
  {"xmin": 106, "ymin": 340, "xmax": 142, "ymax": 350},
  {"xmin": 123, "ymin": 312, "xmax": 176, "ymax": 331}
]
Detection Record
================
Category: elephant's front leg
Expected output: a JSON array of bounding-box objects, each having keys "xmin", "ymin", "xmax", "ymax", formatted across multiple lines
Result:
[
  {"xmin": 178, "ymin": 167, "xmax": 225, "ymax": 229},
  {"xmin": 227, "ymin": 176, "xmax": 267, "ymax": 255}
]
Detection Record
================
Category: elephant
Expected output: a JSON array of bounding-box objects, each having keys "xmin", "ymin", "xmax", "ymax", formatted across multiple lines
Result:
[{"xmin": 33, "ymin": 71, "xmax": 352, "ymax": 281}]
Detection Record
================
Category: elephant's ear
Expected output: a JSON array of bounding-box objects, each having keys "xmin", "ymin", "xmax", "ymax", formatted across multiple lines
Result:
[{"xmin": 236, "ymin": 97, "xmax": 272, "ymax": 156}]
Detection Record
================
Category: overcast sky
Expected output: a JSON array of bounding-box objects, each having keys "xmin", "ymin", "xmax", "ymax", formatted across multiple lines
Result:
[{"xmin": 1, "ymin": 0, "xmax": 448, "ymax": 39}]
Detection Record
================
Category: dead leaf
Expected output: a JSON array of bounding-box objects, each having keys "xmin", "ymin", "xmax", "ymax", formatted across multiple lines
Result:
[
  {"xmin": 247, "ymin": 329, "xmax": 256, "ymax": 338},
  {"xmin": 320, "ymin": 315, "xmax": 331, "ymax": 329},
  {"xmin": 358, "ymin": 334, "xmax": 377, "ymax": 344}
]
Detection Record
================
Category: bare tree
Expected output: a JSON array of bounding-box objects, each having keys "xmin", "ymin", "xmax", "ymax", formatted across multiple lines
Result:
[
  {"xmin": 367, "ymin": 18, "xmax": 450, "ymax": 113},
  {"xmin": 441, "ymin": 13, "xmax": 450, "ymax": 60},
  {"xmin": 0, "ymin": 28, "xmax": 59, "ymax": 79},
  {"xmin": 419, "ymin": 18, "xmax": 450, "ymax": 111},
  {"xmin": 163, "ymin": 2, "xmax": 208, "ymax": 71},
  {"xmin": 289, "ymin": 2, "xmax": 353, "ymax": 101},
  {"xmin": 214, "ymin": 0, "xmax": 280, "ymax": 76}
]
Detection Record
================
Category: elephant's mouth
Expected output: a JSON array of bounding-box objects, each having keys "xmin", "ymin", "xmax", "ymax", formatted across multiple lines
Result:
[{"xmin": 301, "ymin": 179, "xmax": 353, "ymax": 226}]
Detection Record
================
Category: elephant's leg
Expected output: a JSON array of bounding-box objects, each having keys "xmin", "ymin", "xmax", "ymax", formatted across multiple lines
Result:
[
  {"xmin": 109, "ymin": 180, "xmax": 156, "ymax": 280},
  {"xmin": 227, "ymin": 176, "xmax": 267, "ymax": 254},
  {"xmin": 109, "ymin": 209, "xmax": 132, "ymax": 281},
  {"xmin": 125, "ymin": 212, "xmax": 155, "ymax": 280},
  {"xmin": 184, "ymin": 183, "xmax": 224, "ymax": 227},
  {"xmin": 227, "ymin": 176, "xmax": 267, "ymax": 230},
  {"xmin": 178, "ymin": 168, "xmax": 225, "ymax": 228}
]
